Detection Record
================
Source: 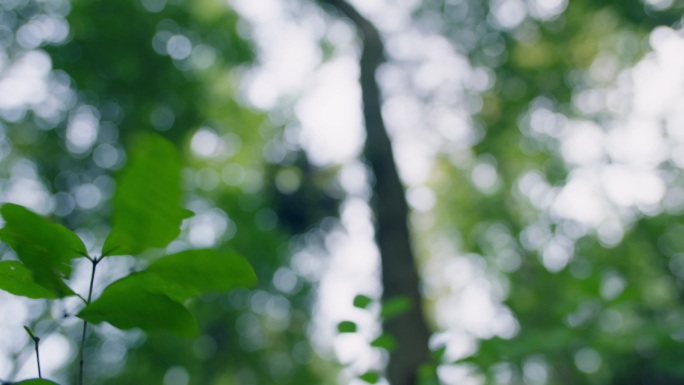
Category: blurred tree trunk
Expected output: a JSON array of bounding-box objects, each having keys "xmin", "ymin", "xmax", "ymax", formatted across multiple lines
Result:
[{"xmin": 319, "ymin": 1, "xmax": 432, "ymax": 384}]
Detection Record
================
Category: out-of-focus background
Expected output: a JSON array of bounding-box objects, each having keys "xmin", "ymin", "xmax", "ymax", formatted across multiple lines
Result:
[{"xmin": 0, "ymin": 0, "xmax": 683, "ymax": 384}]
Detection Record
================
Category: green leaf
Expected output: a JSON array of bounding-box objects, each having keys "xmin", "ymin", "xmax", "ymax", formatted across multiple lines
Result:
[
  {"xmin": 416, "ymin": 363, "xmax": 440, "ymax": 385},
  {"xmin": 380, "ymin": 296, "xmax": 412, "ymax": 320},
  {"xmin": 358, "ymin": 371, "xmax": 380, "ymax": 384},
  {"xmin": 77, "ymin": 248, "xmax": 253, "ymax": 336},
  {"xmin": 77, "ymin": 280, "xmax": 198, "ymax": 337},
  {"xmin": 337, "ymin": 320, "xmax": 357, "ymax": 333},
  {"xmin": 0, "ymin": 204, "xmax": 85, "ymax": 297},
  {"xmin": 0, "ymin": 261, "xmax": 58, "ymax": 299},
  {"xmin": 353, "ymin": 294, "xmax": 373, "ymax": 309},
  {"xmin": 143, "ymin": 248, "xmax": 257, "ymax": 301},
  {"xmin": 370, "ymin": 333, "xmax": 397, "ymax": 351},
  {"xmin": 102, "ymin": 134, "xmax": 193, "ymax": 256},
  {"xmin": 14, "ymin": 379, "xmax": 61, "ymax": 385},
  {"xmin": 23, "ymin": 325, "xmax": 37, "ymax": 340},
  {"xmin": 430, "ymin": 345, "xmax": 447, "ymax": 363},
  {"xmin": 96, "ymin": 248, "xmax": 255, "ymax": 302}
]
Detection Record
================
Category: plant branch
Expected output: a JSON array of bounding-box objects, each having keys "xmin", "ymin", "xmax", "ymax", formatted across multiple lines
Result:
[
  {"xmin": 80, "ymin": 256, "xmax": 100, "ymax": 385},
  {"xmin": 35, "ymin": 338, "xmax": 42, "ymax": 379},
  {"xmin": 23, "ymin": 326, "xmax": 42, "ymax": 379}
]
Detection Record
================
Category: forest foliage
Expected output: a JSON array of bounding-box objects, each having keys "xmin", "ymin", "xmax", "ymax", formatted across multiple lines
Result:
[{"xmin": 0, "ymin": 0, "xmax": 683, "ymax": 384}]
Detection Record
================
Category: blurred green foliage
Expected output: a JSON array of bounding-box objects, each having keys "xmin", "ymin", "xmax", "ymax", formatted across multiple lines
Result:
[{"xmin": 0, "ymin": 0, "xmax": 683, "ymax": 384}]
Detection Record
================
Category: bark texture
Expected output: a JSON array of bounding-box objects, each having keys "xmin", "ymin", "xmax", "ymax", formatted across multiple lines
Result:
[{"xmin": 319, "ymin": 1, "xmax": 432, "ymax": 384}]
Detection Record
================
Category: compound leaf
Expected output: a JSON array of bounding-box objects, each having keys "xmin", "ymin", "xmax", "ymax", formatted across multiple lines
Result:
[
  {"xmin": 0, "ymin": 261, "xmax": 57, "ymax": 299},
  {"xmin": 102, "ymin": 134, "xmax": 192, "ymax": 257},
  {"xmin": 0, "ymin": 204, "xmax": 84, "ymax": 297}
]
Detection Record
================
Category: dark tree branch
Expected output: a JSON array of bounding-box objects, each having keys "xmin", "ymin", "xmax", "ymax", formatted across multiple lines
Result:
[{"xmin": 318, "ymin": 1, "xmax": 432, "ymax": 384}]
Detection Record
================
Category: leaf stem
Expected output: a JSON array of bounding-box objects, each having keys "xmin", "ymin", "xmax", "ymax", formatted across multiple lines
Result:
[
  {"xmin": 23, "ymin": 326, "xmax": 42, "ymax": 378},
  {"xmin": 35, "ymin": 337, "xmax": 42, "ymax": 379},
  {"xmin": 80, "ymin": 256, "xmax": 100, "ymax": 385}
]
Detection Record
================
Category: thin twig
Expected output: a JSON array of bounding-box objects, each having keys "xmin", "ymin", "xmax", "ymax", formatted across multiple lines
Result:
[
  {"xmin": 23, "ymin": 326, "xmax": 42, "ymax": 378},
  {"xmin": 79, "ymin": 256, "xmax": 100, "ymax": 385},
  {"xmin": 35, "ymin": 337, "xmax": 42, "ymax": 379},
  {"xmin": 9, "ymin": 318, "xmax": 62, "ymax": 382}
]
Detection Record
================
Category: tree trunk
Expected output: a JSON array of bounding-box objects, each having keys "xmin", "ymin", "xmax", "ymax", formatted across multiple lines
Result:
[{"xmin": 318, "ymin": 1, "xmax": 432, "ymax": 384}]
